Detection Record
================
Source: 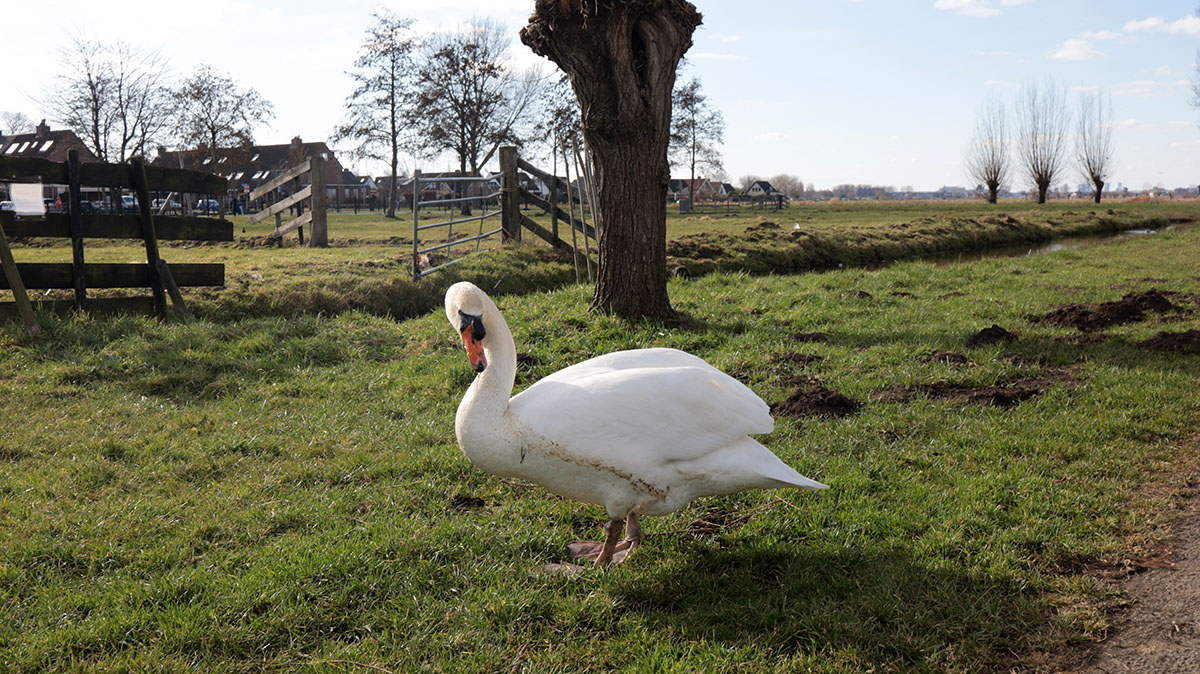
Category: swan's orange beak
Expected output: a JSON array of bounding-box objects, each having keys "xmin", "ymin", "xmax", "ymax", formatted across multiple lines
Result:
[{"xmin": 461, "ymin": 326, "xmax": 487, "ymax": 372}]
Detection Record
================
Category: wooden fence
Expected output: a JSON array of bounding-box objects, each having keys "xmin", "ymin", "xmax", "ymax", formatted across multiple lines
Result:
[
  {"xmin": 248, "ymin": 155, "xmax": 327, "ymax": 247},
  {"xmin": 0, "ymin": 150, "xmax": 232, "ymax": 335}
]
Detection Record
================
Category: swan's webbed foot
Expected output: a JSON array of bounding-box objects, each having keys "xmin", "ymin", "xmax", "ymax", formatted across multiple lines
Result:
[{"xmin": 567, "ymin": 513, "xmax": 643, "ymax": 567}]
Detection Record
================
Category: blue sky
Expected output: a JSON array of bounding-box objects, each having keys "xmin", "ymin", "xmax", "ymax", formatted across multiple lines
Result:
[{"xmin": 3, "ymin": 0, "xmax": 1197, "ymax": 190}]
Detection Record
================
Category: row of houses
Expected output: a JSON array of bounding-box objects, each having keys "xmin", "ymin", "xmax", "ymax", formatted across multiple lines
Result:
[{"xmin": 667, "ymin": 178, "xmax": 781, "ymax": 201}]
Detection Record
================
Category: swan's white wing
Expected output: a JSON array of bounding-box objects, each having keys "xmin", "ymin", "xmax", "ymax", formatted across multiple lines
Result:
[{"xmin": 509, "ymin": 348, "xmax": 773, "ymax": 468}]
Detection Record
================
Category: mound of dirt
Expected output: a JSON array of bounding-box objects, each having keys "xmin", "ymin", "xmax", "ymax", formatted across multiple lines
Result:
[
  {"xmin": 450, "ymin": 494, "xmax": 486, "ymax": 510},
  {"xmin": 875, "ymin": 367, "xmax": 1078, "ymax": 408},
  {"xmin": 1137, "ymin": 329, "xmax": 1200, "ymax": 355},
  {"xmin": 1038, "ymin": 289, "xmax": 1183, "ymax": 332},
  {"xmin": 773, "ymin": 380, "xmax": 862, "ymax": 418},
  {"xmin": 686, "ymin": 508, "xmax": 753, "ymax": 537},
  {"xmin": 968, "ymin": 324, "xmax": 1019, "ymax": 346}
]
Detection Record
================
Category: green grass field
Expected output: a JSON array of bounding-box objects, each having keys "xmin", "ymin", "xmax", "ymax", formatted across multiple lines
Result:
[{"xmin": 2, "ymin": 202, "xmax": 1199, "ymax": 672}]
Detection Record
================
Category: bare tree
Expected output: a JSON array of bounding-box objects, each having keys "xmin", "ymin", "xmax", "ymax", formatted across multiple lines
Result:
[
  {"xmin": 769, "ymin": 174, "xmax": 804, "ymax": 199},
  {"xmin": 1, "ymin": 111, "xmax": 34, "ymax": 136},
  {"xmin": 736, "ymin": 174, "xmax": 762, "ymax": 191},
  {"xmin": 1076, "ymin": 91, "xmax": 1115, "ymax": 204},
  {"xmin": 965, "ymin": 94, "xmax": 1009, "ymax": 204},
  {"xmin": 172, "ymin": 65, "xmax": 274, "ymax": 168},
  {"xmin": 1014, "ymin": 80, "xmax": 1069, "ymax": 204},
  {"xmin": 410, "ymin": 18, "xmax": 543, "ymax": 176},
  {"xmin": 42, "ymin": 35, "xmax": 172, "ymax": 162},
  {"xmin": 669, "ymin": 77, "xmax": 724, "ymax": 202},
  {"xmin": 332, "ymin": 10, "xmax": 416, "ymax": 219},
  {"xmin": 522, "ymin": 0, "xmax": 700, "ymax": 319}
]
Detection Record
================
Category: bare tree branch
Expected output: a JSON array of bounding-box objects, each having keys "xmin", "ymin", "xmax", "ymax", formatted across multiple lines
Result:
[
  {"xmin": 172, "ymin": 64, "xmax": 274, "ymax": 167},
  {"xmin": 669, "ymin": 77, "xmax": 724, "ymax": 202}
]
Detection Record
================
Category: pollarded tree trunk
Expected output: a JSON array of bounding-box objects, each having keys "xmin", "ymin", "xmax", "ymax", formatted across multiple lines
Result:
[
  {"xmin": 987, "ymin": 181, "xmax": 999, "ymax": 204},
  {"xmin": 522, "ymin": 0, "xmax": 701, "ymax": 319},
  {"xmin": 1093, "ymin": 179, "xmax": 1104, "ymax": 204}
]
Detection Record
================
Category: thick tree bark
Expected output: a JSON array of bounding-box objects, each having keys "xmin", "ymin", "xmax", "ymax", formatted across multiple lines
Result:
[
  {"xmin": 987, "ymin": 180, "xmax": 999, "ymax": 204},
  {"xmin": 522, "ymin": 0, "xmax": 701, "ymax": 319},
  {"xmin": 1093, "ymin": 178, "xmax": 1104, "ymax": 204}
]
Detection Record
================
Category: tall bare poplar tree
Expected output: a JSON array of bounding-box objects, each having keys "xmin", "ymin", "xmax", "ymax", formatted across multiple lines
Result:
[
  {"xmin": 522, "ymin": 0, "xmax": 701, "ymax": 319},
  {"xmin": 965, "ymin": 94, "xmax": 1009, "ymax": 204},
  {"xmin": 1, "ymin": 112, "xmax": 34, "ymax": 136},
  {"xmin": 669, "ymin": 77, "xmax": 724, "ymax": 203},
  {"xmin": 1015, "ymin": 80, "xmax": 1069, "ymax": 204},
  {"xmin": 1076, "ymin": 92, "xmax": 1115, "ymax": 204},
  {"xmin": 332, "ymin": 10, "xmax": 416, "ymax": 219}
]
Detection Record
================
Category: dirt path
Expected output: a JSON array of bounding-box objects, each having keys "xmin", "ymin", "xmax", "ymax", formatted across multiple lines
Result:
[{"xmin": 1064, "ymin": 489, "xmax": 1200, "ymax": 673}]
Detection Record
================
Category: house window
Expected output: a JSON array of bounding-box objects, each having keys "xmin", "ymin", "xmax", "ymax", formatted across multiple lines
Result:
[
  {"xmin": 3, "ymin": 144, "xmax": 16, "ymax": 154},
  {"xmin": 40, "ymin": 140, "xmax": 54, "ymax": 152},
  {"xmin": 18, "ymin": 142, "xmax": 30, "ymax": 153},
  {"xmin": 218, "ymin": 157, "xmax": 227, "ymax": 163},
  {"xmin": 251, "ymin": 153, "xmax": 260, "ymax": 161},
  {"xmin": 202, "ymin": 157, "xmax": 211, "ymax": 165}
]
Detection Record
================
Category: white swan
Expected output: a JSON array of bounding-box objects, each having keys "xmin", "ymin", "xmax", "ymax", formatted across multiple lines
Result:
[{"xmin": 445, "ymin": 282, "xmax": 827, "ymax": 567}]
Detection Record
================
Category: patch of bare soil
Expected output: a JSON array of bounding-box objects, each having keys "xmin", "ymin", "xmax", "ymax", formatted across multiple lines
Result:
[
  {"xmin": 968, "ymin": 324, "xmax": 1019, "ymax": 346},
  {"xmin": 772, "ymin": 377, "xmax": 862, "ymax": 418},
  {"xmin": 686, "ymin": 508, "xmax": 754, "ymax": 538},
  {"xmin": 1061, "ymin": 480, "xmax": 1200, "ymax": 674},
  {"xmin": 1137, "ymin": 329, "xmax": 1200, "ymax": 356},
  {"xmin": 1038, "ymin": 290, "xmax": 1184, "ymax": 332},
  {"xmin": 874, "ymin": 367, "xmax": 1078, "ymax": 408},
  {"xmin": 449, "ymin": 494, "xmax": 486, "ymax": 511}
]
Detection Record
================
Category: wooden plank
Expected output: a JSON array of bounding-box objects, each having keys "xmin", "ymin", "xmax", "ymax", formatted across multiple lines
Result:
[
  {"xmin": 516, "ymin": 157, "xmax": 559, "ymax": 190},
  {"xmin": 519, "ymin": 188, "xmax": 597, "ymax": 240},
  {"xmin": 249, "ymin": 185, "xmax": 312, "ymax": 224},
  {"xmin": 1, "ymin": 263, "xmax": 224, "ymax": 289},
  {"xmin": 67, "ymin": 149, "xmax": 87, "ymax": 309},
  {"xmin": 157, "ymin": 259, "xmax": 191, "ymax": 321},
  {"xmin": 0, "ymin": 156, "xmax": 225, "ymax": 194},
  {"xmin": 248, "ymin": 159, "xmax": 310, "ymax": 201},
  {"xmin": 0, "ymin": 296, "xmax": 155, "ymax": 320},
  {"xmin": 131, "ymin": 157, "xmax": 166, "ymax": 317},
  {"xmin": 270, "ymin": 211, "xmax": 311, "ymax": 239},
  {"xmin": 0, "ymin": 213, "xmax": 233, "ymax": 241},
  {"xmin": 0, "ymin": 220, "xmax": 39, "ymax": 337},
  {"xmin": 143, "ymin": 165, "xmax": 227, "ymax": 195},
  {"xmin": 0, "ymin": 156, "xmax": 69, "ymax": 184},
  {"xmin": 520, "ymin": 214, "xmax": 577, "ymax": 256}
]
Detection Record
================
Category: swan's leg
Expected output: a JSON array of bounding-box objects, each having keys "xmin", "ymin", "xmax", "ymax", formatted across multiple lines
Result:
[
  {"xmin": 624, "ymin": 512, "xmax": 643, "ymax": 545},
  {"xmin": 593, "ymin": 518, "xmax": 624, "ymax": 567}
]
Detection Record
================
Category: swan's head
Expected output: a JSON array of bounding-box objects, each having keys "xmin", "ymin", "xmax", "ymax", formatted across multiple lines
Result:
[{"xmin": 445, "ymin": 282, "xmax": 488, "ymax": 373}]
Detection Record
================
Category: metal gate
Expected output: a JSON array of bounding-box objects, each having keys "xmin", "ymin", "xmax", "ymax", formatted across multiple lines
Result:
[{"xmin": 411, "ymin": 172, "xmax": 502, "ymax": 280}]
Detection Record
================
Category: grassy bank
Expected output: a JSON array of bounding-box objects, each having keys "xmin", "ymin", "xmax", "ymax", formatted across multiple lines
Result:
[
  {"xmin": 2, "ymin": 222, "xmax": 1199, "ymax": 672},
  {"xmin": 7, "ymin": 200, "xmax": 1197, "ymax": 323}
]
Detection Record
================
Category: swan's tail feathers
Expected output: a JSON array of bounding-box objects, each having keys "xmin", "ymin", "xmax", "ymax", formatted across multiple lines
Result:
[{"xmin": 769, "ymin": 471, "xmax": 829, "ymax": 491}]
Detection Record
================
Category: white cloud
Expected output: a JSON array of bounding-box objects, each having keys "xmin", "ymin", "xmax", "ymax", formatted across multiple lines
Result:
[
  {"xmin": 755, "ymin": 132, "xmax": 792, "ymax": 141},
  {"xmin": 933, "ymin": 0, "xmax": 1000, "ymax": 17},
  {"xmin": 1111, "ymin": 79, "xmax": 1189, "ymax": 97},
  {"xmin": 1081, "ymin": 30, "xmax": 1122, "ymax": 40},
  {"xmin": 1124, "ymin": 16, "xmax": 1200, "ymax": 35},
  {"xmin": 1051, "ymin": 39, "xmax": 1104, "ymax": 61}
]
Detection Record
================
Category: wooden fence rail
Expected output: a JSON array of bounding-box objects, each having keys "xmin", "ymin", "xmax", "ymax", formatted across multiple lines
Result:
[{"xmin": 0, "ymin": 152, "xmax": 231, "ymax": 334}]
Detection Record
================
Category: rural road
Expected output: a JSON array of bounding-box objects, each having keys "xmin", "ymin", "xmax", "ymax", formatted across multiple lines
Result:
[{"xmin": 1064, "ymin": 487, "xmax": 1200, "ymax": 673}]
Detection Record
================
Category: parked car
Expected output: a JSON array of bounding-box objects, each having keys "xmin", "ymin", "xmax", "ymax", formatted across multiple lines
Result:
[
  {"xmin": 151, "ymin": 198, "xmax": 181, "ymax": 212},
  {"xmin": 0, "ymin": 201, "xmax": 14, "ymax": 212},
  {"xmin": 44, "ymin": 198, "xmax": 64, "ymax": 213},
  {"xmin": 120, "ymin": 195, "xmax": 139, "ymax": 212},
  {"xmin": 196, "ymin": 198, "xmax": 220, "ymax": 211}
]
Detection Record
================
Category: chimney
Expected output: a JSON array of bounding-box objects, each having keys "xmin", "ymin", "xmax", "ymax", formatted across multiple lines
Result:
[
  {"xmin": 291, "ymin": 136, "xmax": 302, "ymax": 147},
  {"xmin": 36, "ymin": 119, "xmax": 50, "ymax": 137}
]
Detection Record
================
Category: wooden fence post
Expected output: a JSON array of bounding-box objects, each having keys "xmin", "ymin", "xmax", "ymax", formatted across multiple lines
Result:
[
  {"xmin": 412, "ymin": 170, "xmax": 421, "ymax": 281},
  {"xmin": 499, "ymin": 146, "xmax": 521, "ymax": 243},
  {"xmin": 67, "ymin": 149, "xmax": 86, "ymax": 310},
  {"xmin": 130, "ymin": 157, "xmax": 168, "ymax": 318},
  {"xmin": 0, "ymin": 219, "xmax": 39, "ymax": 337},
  {"xmin": 309, "ymin": 153, "xmax": 328, "ymax": 247}
]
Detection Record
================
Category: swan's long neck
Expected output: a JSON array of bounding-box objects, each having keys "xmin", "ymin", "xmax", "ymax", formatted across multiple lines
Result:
[{"xmin": 455, "ymin": 297, "xmax": 518, "ymax": 473}]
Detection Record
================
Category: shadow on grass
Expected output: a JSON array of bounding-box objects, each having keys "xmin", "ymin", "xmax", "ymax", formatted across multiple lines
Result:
[{"xmin": 610, "ymin": 542, "xmax": 1045, "ymax": 670}]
